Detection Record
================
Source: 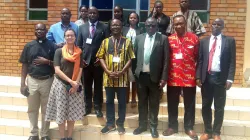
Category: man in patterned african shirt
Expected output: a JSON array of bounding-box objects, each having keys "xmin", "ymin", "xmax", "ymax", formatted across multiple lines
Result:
[
  {"xmin": 167, "ymin": 0, "xmax": 206, "ymax": 37},
  {"xmin": 163, "ymin": 15, "xmax": 199, "ymax": 140},
  {"xmin": 96, "ymin": 19, "xmax": 135, "ymax": 134}
]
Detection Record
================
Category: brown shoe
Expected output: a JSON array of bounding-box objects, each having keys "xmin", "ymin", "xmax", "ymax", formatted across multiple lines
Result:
[
  {"xmin": 200, "ymin": 133, "xmax": 212, "ymax": 140},
  {"xmin": 213, "ymin": 135, "xmax": 221, "ymax": 140},
  {"xmin": 185, "ymin": 130, "xmax": 198, "ymax": 140},
  {"xmin": 162, "ymin": 128, "xmax": 177, "ymax": 136}
]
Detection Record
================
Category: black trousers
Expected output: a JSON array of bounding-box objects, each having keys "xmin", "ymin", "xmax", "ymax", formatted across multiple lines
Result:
[
  {"xmin": 201, "ymin": 72, "xmax": 226, "ymax": 135},
  {"xmin": 83, "ymin": 64, "xmax": 104, "ymax": 110},
  {"xmin": 137, "ymin": 72, "xmax": 161, "ymax": 128},
  {"xmin": 167, "ymin": 86, "xmax": 196, "ymax": 131}
]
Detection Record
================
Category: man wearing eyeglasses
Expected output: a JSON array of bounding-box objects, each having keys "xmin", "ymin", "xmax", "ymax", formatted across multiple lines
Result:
[
  {"xmin": 163, "ymin": 15, "xmax": 199, "ymax": 140},
  {"xmin": 132, "ymin": 17, "xmax": 169, "ymax": 138}
]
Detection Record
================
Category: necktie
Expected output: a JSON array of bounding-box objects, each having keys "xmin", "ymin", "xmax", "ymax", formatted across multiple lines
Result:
[
  {"xmin": 208, "ymin": 37, "xmax": 217, "ymax": 73},
  {"xmin": 90, "ymin": 23, "xmax": 95, "ymax": 38},
  {"xmin": 144, "ymin": 36, "xmax": 153, "ymax": 65}
]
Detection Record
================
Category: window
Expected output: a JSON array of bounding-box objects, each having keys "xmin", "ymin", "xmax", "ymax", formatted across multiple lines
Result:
[
  {"xmin": 190, "ymin": 0, "xmax": 210, "ymax": 23},
  {"xmin": 27, "ymin": 0, "xmax": 48, "ymax": 20},
  {"xmin": 80, "ymin": 0, "xmax": 150, "ymax": 23}
]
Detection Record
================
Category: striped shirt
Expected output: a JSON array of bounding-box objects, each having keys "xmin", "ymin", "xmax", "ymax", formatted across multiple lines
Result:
[
  {"xmin": 96, "ymin": 36, "xmax": 135, "ymax": 87},
  {"xmin": 167, "ymin": 10, "xmax": 206, "ymax": 36}
]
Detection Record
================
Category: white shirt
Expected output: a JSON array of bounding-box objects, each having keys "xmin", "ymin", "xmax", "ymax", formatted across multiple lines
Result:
[
  {"xmin": 209, "ymin": 34, "xmax": 222, "ymax": 72},
  {"xmin": 143, "ymin": 33, "xmax": 156, "ymax": 72},
  {"xmin": 126, "ymin": 28, "xmax": 136, "ymax": 45}
]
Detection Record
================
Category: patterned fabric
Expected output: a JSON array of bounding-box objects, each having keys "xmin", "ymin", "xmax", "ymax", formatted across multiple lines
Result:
[
  {"xmin": 167, "ymin": 10, "xmax": 206, "ymax": 36},
  {"xmin": 167, "ymin": 32, "xmax": 199, "ymax": 87},
  {"xmin": 96, "ymin": 36, "xmax": 135, "ymax": 87},
  {"xmin": 45, "ymin": 77, "xmax": 85, "ymax": 124}
]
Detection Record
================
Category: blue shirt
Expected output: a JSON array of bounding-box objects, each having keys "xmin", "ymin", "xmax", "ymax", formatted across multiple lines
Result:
[{"xmin": 46, "ymin": 22, "xmax": 78, "ymax": 44}]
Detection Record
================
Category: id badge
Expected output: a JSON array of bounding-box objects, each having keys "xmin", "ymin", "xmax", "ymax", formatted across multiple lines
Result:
[
  {"xmin": 113, "ymin": 57, "xmax": 120, "ymax": 63},
  {"xmin": 86, "ymin": 38, "xmax": 92, "ymax": 44},
  {"xmin": 175, "ymin": 53, "xmax": 183, "ymax": 59}
]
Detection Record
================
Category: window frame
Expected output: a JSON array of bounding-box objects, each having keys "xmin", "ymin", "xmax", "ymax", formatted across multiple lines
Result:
[
  {"xmin": 190, "ymin": 0, "xmax": 210, "ymax": 23},
  {"xmin": 26, "ymin": 0, "xmax": 48, "ymax": 21},
  {"xmin": 79, "ymin": 0, "xmax": 151, "ymax": 23}
]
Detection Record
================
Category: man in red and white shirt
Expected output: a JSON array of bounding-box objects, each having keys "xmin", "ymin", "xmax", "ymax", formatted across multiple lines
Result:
[{"xmin": 163, "ymin": 15, "xmax": 199, "ymax": 140}]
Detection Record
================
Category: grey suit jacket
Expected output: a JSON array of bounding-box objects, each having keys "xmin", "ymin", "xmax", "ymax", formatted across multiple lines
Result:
[
  {"xmin": 133, "ymin": 33, "xmax": 170, "ymax": 83},
  {"xmin": 77, "ymin": 22, "xmax": 109, "ymax": 64},
  {"xmin": 196, "ymin": 35, "xmax": 236, "ymax": 84}
]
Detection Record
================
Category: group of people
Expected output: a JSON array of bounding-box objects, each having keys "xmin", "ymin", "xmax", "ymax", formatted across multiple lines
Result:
[{"xmin": 19, "ymin": 1, "xmax": 236, "ymax": 140}]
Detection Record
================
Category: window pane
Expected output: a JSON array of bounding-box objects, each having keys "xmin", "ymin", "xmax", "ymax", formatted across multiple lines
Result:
[
  {"xmin": 190, "ymin": 0, "xmax": 208, "ymax": 10},
  {"xmin": 140, "ymin": 0, "xmax": 148, "ymax": 10},
  {"xmin": 29, "ymin": 0, "xmax": 47, "ymax": 8},
  {"xmin": 29, "ymin": 11, "xmax": 47, "ymax": 20},
  {"xmin": 99, "ymin": 11, "xmax": 112, "ymax": 22},
  {"xmin": 81, "ymin": 0, "xmax": 89, "ymax": 7},
  {"xmin": 114, "ymin": 0, "xmax": 136, "ymax": 9},
  {"xmin": 140, "ymin": 11, "xmax": 148, "ymax": 22},
  {"xmin": 196, "ymin": 12, "xmax": 209, "ymax": 23},
  {"xmin": 93, "ymin": 0, "xmax": 112, "ymax": 9}
]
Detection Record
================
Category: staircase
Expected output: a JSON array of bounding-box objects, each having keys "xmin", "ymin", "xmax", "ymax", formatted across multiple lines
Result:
[{"xmin": 0, "ymin": 76, "xmax": 250, "ymax": 140}]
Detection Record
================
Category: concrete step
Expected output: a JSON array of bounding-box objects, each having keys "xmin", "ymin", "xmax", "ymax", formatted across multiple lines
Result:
[
  {"xmin": 49, "ymin": 125, "xmax": 250, "ymax": 140},
  {"xmin": 1, "ymin": 99, "xmax": 250, "ymax": 121},
  {"xmin": 82, "ymin": 113, "xmax": 250, "ymax": 137},
  {"xmin": 1, "ymin": 76, "xmax": 250, "ymax": 106},
  {"xmin": 0, "ymin": 134, "xmax": 29, "ymax": 140},
  {"xmin": 0, "ymin": 118, "xmax": 58, "ymax": 136}
]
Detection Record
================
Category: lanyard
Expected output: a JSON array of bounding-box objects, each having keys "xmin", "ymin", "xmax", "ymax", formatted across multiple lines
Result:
[{"xmin": 112, "ymin": 36, "xmax": 122, "ymax": 57}]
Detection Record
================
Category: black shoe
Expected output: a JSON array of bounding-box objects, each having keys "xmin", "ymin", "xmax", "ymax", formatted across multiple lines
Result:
[
  {"xmin": 60, "ymin": 138, "xmax": 66, "ymax": 140},
  {"xmin": 117, "ymin": 125, "xmax": 126, "ymax": 135},
  {"xmin": 41, "ymin": 136, "xmax": 51, "ymax": 140},
  {"xmin": 101, "ymin": 125, "xmax": 116, "ymax": 134},
  {"xmin": 28, "ymin": 136, "xmax": 39, "ymax": 140},
  {"xmin": 95, "ymin": 109, "xmax": 103, "ymax": 117},
  {"xmin": 84, "ymin": 109, "xmax": 91, "ymax": 116},
  {"xmin": 67, "ymin": 138, "xmax": 72, "ymax": 140},
  {"xmin": 150, "ymin": 127, "xmax": 159, "ymax": 138},
  {"xmin": 133, "ymin": 126, "xmax": 147, "ymax": 135}
]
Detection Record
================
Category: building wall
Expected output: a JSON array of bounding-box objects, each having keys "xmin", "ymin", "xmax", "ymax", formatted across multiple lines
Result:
[
  {"xmin": 0, "ymin": 0, "xmax": 247, "ymax": 85},
  {"xmin": 150, "ymin": 0, "xmax": 247, "ymax": 85}
]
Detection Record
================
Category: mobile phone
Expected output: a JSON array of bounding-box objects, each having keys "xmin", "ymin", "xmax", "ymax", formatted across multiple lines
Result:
[{"xmin": 66, "ymin": 84, "xmax": 72, "ymax": 92}]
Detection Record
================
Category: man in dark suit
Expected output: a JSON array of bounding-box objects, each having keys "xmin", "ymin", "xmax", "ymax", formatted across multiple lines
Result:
[
  {"xmin": 132, "ymin": 17, "xmax": 169, "ymax": 138},
  {"xmin": 77, "ymin": 6, "xmax": 109, "ymax": 117},
  {"xmin": 196, "ymin": 18, "xmax": 236, "ymax": 140}
]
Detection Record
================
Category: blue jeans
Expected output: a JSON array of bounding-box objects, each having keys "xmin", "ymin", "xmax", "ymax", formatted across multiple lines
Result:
[{"xmin": 105, "ymin": 87, "xmax": 127, "ymax": 127}]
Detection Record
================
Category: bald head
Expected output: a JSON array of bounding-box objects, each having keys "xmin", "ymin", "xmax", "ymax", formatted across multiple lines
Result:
[
  {"xmin": 61, "ymin": 8, "xmax": 71, "ymax": 22},
  {"xmin": 35, "ymin": 23, "xmax": 46, "ymax": 39},
  {"xmin": 145, "ymin": 17, "xmax": 158, "ymax": 36},
  {"xmin": 88, "ymin": 6, "xmax": 99, "ymax": 23},
  {"xmin": 211, "ymin": 18, "xmax": 224, "ymax": 36}
]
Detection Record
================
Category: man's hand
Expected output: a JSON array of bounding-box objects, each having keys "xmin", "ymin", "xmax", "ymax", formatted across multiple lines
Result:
[
  {"xmin": 107, "ymin": 71, "xmax": 117, "ymax": 78},
  {"xmin": 33, "ymin": 57, "xmax": 49, "ymax": 65},
  {"xmin": 82, "ymin": 59, "xmax": 88, "ymax": 68},
  {"xmin": 159, "ymin": 80, "xmax": 166, "ymax": 89},
  {"xmin": 225, "ymin": 81, "xmax": 232, "ymax": 90},
  {"xmin": 196, "ymin": 79, "xmax": 202, "ymax": 88},
  {"xmin": 20, "ymin": 85, "xmax": 29, "ymax": 97},
  {"xmin": 116, "ymin": 71, "xmax": 124, "ymax": 77},
  {"xmin": 94, "ymin": 58, "xmax": 100, "ymax": 67}
]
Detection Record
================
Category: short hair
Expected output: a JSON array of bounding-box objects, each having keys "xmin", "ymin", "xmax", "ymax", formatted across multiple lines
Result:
[
  {"xmin": 79, "ymin": 5, "xmax": 88, "ymax": 11},
  {"xmin": 114, "ymin": 5, "xmax": 124, "ymax": 19},
  {"xmin": 173, "ymin": 15, "xmax": 186, "ymax": 22},
  {"xmin": 126, "ymin": 11, "xmax": 140, "ymax": 27},
  {"xmin": 155, "ymin": 0, "xmax": 163, "ymax": 6}
]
